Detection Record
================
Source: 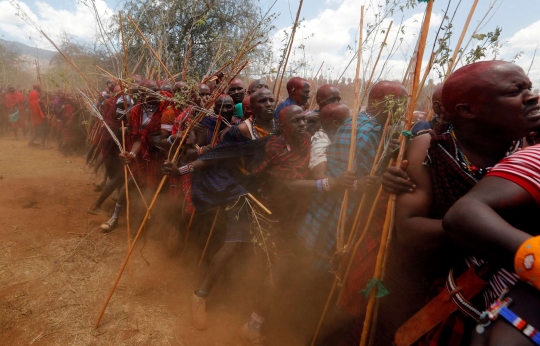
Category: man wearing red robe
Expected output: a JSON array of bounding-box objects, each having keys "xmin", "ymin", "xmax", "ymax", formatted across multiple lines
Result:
[
  {"xmin": 5, "ymin": 85, "xmax": 26, "ymax": 139},
  {"xmin": 27, "ymin": 84, "xmax": 48, "ymax": 148}
]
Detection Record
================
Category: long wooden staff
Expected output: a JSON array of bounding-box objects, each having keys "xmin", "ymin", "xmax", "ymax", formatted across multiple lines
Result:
[
  {"xmin": 198, "ymin": 207, "xmax": 220, "ymax": 267},
  {"xmin": 273, "ymin": 0, "xmax": 304, "ymax": 97},
  {"xmin": 444, "ymin": 0, "xmax": 479, "ymax": 79},
  {"xmin": 126, "ymin": 15, "xmax": 175, "ymax": 82},
  {"xmin": 336, "ymin": 19, "xmax": 392, "ymax": 252},
  {"xmin": 307, "ymin": 61, "xmax": 325, "ymax": 110},
  {"xmin": 119, "ymin": 11, "xmax": 133, "ymax": 274},
  {"xmin": 358, "ymin": 2, "xmax": 433, "ymax": 345},
  {"xmin": 94, "ymin": 61, "xmax": 251, "ymax": 328}
]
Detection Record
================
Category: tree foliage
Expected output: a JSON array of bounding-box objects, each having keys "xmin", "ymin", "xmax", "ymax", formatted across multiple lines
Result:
[{"xmin": 113, "ymin": 0, "xmax": 274, "ymax": 81}]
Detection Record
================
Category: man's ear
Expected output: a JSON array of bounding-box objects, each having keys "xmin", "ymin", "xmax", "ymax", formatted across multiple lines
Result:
[{"xmin": 455, "ymin": 103, "xmax": 475, "ymax": 119}]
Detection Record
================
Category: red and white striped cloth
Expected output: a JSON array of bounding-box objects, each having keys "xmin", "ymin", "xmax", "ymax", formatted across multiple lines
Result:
[{"xmin": 488, "ymin": 143, "xmax": 540, "ymax": 205}]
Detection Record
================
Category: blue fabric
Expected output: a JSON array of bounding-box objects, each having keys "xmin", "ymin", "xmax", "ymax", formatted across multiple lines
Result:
[
  {"xmin": 297, "ymin": 113, "xmax": 382, "ymax": 264},
  {"xmin": 411, "ymin": 120, "xmax": 432, "ymax": 136},
  {"xmin": 191, "ymin": 126, "xmax": 256, "ymax": 212},
  {"xmin": 274, "ymin": 97, "xmax": 298, "ymax": 119}
]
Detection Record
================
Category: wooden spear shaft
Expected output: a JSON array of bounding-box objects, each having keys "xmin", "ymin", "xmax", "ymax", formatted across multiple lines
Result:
[
  {"xmin": 119, "ymin": 11, "xmax": 132, "ymax": 275},
  {"xmin": 274, "ymin": 0, "xmax": 304, "ymax": 96},
  {"xmin": 445, "ymin": 0, "xmax": 479, "ymax": 80},
  {"xmin": 308, "ymin": 61, "xmax": 325, "ymax": 110},
  {"xmin": 337, "ymin": 18, "xmax": 391, "ymax": 251},
  {"xmin": 358, "ymin": 2, "xmax": 434, "ymax": 345},
  {"xmin": 126, "ymin": 15, "xmax": 175, "ymax": 82},
  {"xmin": 198, "ymin": 207, "xmax": 220, "ymax": 268}
]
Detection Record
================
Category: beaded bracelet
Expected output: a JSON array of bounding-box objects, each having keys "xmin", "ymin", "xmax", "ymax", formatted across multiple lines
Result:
[
  {"xmin": 514, "ymin": 235, "xmax": 540, "ymax": 290},
  {"xmin": 178, "ymin": 163, "xmax": 194, "ymax": 176},
  {"xmin": 322, "ymin": 178, "xmax": 331, "ymax": 192},
  {"xmin": 197, "ymin": 146, "xmax": 205, "ymax": 156},
  {"xmin": 316, "ymin": 179, "xmax": 324, "ymax": 192},
  {"xmin": 353, "ymin": 180, "xmax": 358, "ymax": 192},
  {"xmin": 129, "ymin": 151, "xmax": 136, "ymax": 158},
  {"xmin": 167, "ymin": 135, "xmax": 174, "ymax": 145}
]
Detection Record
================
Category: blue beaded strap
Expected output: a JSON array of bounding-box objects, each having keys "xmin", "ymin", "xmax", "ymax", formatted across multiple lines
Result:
[
  {"xmin": 476, "ymin": 290, "xmax": 540, "ymax": 345},
  {"xmin": 499, "ymin": 305, "xmax": 540, "ymax": 345}
]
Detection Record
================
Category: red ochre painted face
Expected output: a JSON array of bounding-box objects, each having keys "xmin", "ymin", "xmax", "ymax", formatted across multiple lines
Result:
[{"xmin": 444, "ymin": 61, "xmax": 540, "ymax": 141}]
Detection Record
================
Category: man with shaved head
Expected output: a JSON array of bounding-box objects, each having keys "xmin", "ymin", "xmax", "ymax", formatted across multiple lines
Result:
[
  {"xmin": 371, "ymin": 61, "xmax": 540, "ymax": 345},
  {"xmin": 304, "ymin": 81, "xmax": 404, "ymax": 345},
  {"xmin": 247, "ymin": 79, "xmax": 269, "ymax": 95},
  {"xmin": 227, "ymin": 77, "xmax": 246, "ymax": 119},
  {"xmin": 273, "ymin": 76, "xmax": 310, "ymax": 119},
  {"xmin": 304, "ymin": 84, "xmax": 343, "ymax": 136}
]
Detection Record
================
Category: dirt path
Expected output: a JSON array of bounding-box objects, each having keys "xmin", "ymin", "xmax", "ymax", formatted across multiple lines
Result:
[{"xmin": 0, "ymin": 136, "xmax": 308, "ymax": 346}]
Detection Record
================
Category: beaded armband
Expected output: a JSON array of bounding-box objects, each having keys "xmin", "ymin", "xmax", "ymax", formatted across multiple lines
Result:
[
  {"xmin": 167, "ymin": 135, "xmax": 174, "ymax": 145},
  {"xmin": 322, "ymin": 178, "xmax": 331, "ymax": 192},
  {"xmin": 316, "ymin": 179, "xmax": 323, "ymax": 192},
  {"xmin": 178, "ymin": 164, "xmax": 194, "ymax": 176},
  {"xmin": 514, "ymin": 235, "xmax": 540, "ymax": 290}
]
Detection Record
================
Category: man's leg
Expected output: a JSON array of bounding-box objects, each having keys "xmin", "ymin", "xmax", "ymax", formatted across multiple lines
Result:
[
  {"xmin": 100, "ymin": 178, "xmax": 129, "ymax": 233},
  {"xmin": 89, "ymin": 155, "xmax": 123, "ymax": 214},
  {"xmin": 191, "ymin": 241, "xmax": 243, "ymax": 330}
]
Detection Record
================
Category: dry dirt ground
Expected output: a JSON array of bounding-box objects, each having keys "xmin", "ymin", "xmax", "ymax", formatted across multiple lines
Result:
[{"xmin": 0, "ymin": 136, "xmax": 318, "ymax": 346}]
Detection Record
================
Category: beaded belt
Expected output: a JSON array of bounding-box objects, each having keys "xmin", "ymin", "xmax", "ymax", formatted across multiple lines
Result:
[{"xmin": 445, "ymin": 268, "xmax": 483, "ymax": 321}]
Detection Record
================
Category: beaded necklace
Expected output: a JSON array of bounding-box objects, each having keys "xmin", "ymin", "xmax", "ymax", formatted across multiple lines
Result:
[
  {"xmin": 450, "ymin": 126, "xmax": 522, "ymax": 179},
  {"xmin": 251, "ymin": 118, "xmax": 277, "ymax": 139}
]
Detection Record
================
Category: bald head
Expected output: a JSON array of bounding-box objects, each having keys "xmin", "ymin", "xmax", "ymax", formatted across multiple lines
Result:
[
  {"xmin": 443, "ymin": 61, "xmax": 521, "ymax": 120},
  {"xmin": 368, "ymin": 81, "xmax": 407, "ymax": 106},
  {"xmin": 366, "ymin": 80, "xmax": 407, "ymax": 123},
  {"xmin": 320, "ymin": 103, "xmax": 351, "ymax": 131},
  {"xmin": 279, "ymin": 105, "xmax": 307, "ymax": 144},
  {"xmin": 242, "ymin": 96, "xmax": 253, "ymax": 119},
  {"xmin": 227, "ymin": 78, "xmax": 245, "ymax": 104},
  {"xmin": 443, "ymin": 60, "xmax": 540, "ymax": 142},
  {"xmin": 248, "ymin": 79, "xmax": 269, "ymax": 94},
  {"xmin": 192, "ymin": 83, "xmax": 211, "ymax": 106},
  {"xmin": 286, "ymin": 77, "xmax": 310, "ymax": 105},
  {"xmin": 316, "ymin": 85, "xmax": 341, "ymax": 110},
  {"xmin": 214, "ymin": 94, "xmax": 234, "ymax": 121}
]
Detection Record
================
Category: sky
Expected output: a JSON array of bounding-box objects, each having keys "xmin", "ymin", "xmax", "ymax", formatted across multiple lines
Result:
[{"xmin": 1, "ymin": 0, "xmax": 540, "ymax": 84}]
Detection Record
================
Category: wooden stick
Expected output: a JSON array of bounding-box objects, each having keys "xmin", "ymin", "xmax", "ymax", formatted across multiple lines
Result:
[
  {"xmin": 247, "ymin": 193, "xmax": 272, "ymax": 215},
  {"xmin": 198, "ymin": 207, "xmax": 220, "ymax": 268},
  {"xmin": 415, "ymin": 51, "xmax": 436, "ymax": 102},
  {"xmin": 343, "ymin": 112, "xmax": 391, "ymax": 252},
  {"xmin": 201, "ymin": 61, "xmax": 232, "ymax": 84},
  {"xmin": 126, "ymin": 15, "xmax": 175, "ymax": 82},
  {"xmin": 308, "ymin": 61, "xmax": 325, "ymax": 110},
  {"xmin": 184, "ymin": 211, "xmax": 195, "ymax": 243},
  {"xmin": 211, "ymin": 115, "xmax": 222, "ymax": 146},
  {"xmin": 358, "ymin": 2, "xmax": 434, "ymax": 345},
  {"xmin": 274, "ymin": 0, "xmax": 304, "ymax": 96},
  {"xmin": 119, "ymin": 11, "xmax": 132, "ymax": 276},
  {"xmin": 336, "ymin": 18, "xmax": 391, "ymax": 252},
  {"xmin": 337, "ymin": 6, "xmax": 365, "ymax": 251},
  {"xmin": 119, "ymin": 12, "xmax": 130, "ymax": 78},
  {"xmin": 358, "ymin": 197, "xmax": 393, "ymax": 346},
  {"xmin": 445, "ymin": 0, "xmax": 479, "ymax": 79}
]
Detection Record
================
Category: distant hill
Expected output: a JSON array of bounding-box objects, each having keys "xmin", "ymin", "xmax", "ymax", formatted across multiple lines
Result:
[{"xmin": 0, "ymin": 39, "xmax": 56, "ymax": 61}]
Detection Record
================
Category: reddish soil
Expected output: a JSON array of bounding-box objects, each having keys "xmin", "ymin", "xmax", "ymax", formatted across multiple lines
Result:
[{"xmin": 0, "ymin": 136, "xmax": 315, "ymax": 345}]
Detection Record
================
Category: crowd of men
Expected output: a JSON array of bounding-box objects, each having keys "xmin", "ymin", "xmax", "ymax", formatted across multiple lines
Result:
[
  {"xmin": 0, "ymin": 84, "xmax": 87, "ymax": 155},
  {"xmin": 13, "ymin": 60, "xmax": 540, "ymax": 345}
]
